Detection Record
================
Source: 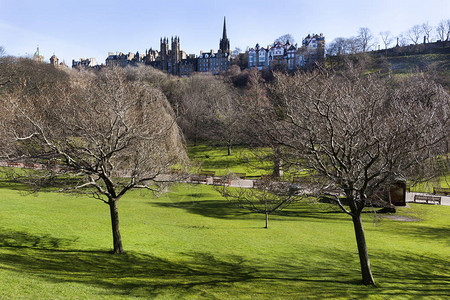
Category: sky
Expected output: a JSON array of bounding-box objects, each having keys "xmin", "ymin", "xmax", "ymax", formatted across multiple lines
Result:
[{"xmin": 1, "ymin": 0, "xmax": 448, "ymax": 65}]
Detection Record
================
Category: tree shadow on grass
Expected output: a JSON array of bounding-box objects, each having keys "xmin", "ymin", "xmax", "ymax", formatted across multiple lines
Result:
[
  {"xmin": 0, "ymin": 229, "xmax": 448, "ymax": 298},
  {"xmin": 370, "ymin": 251, "xmax": 450, "ymax": 298},
  {"xmin": 153, "ymin": 199, "xmax": 254, "ymax": 220},
  {"xmin": 381, "ymin": 224, "xmax": 450, "ymax": 244},
  {"xmin": 152, "ymin": 199, "xmax": 349, "ymax": 224}
]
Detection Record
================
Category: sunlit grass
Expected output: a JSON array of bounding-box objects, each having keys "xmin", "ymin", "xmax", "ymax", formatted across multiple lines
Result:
[
  {"xmin": 409, "ymin": 174, "xmax": 450, "ymax": 193},
  {"xmin": 0, "ymin": 182, "xmax": 449, "ymax": 299},
  {"xmin": 188, "ymin": 144, "xmax": 273, "ymax": 177}
]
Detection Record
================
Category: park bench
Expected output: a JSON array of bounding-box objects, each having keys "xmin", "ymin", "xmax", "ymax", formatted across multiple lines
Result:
[
  {"xmin": 191, "ymin": 170, "xmax": 215, "ymax": 184},
  {"xmin": 433, "ymin": 187, "xmax": 450, "ymax": 196},
  {"xmin": 213, "ymin": 177, "xmax": 227, "ymax": 185},
  {"xmin": 7, "ymin": 162, "xmax": 21, "ymax": 168},
  {"xmin": 413, "ymin": 194, "xmax": 441, "ymax": 205},
  {"xmin": 23, "ymin": 163, "xmax": 37, "ymax": 169}
]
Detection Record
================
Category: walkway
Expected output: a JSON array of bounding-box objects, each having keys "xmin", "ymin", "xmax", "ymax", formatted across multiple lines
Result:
[{"xmin": 406, "ymin": 192, "xmax": 450, "ymax": 206}]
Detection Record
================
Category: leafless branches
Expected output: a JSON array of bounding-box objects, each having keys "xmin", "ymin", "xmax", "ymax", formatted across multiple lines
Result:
[{"xmin": 1, "ymin": 65, "xmax": 188, "ymax": 253}]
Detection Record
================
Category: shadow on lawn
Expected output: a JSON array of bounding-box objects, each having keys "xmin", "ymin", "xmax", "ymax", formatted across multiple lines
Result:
[
  {"xmin": 0, "ymin": 229, "xmax": 448, "ymax": 298},
  {"xmin": 153, "ymin": 199, "xmax": 349, "ymax": 224},
  {"xmin": 383, "ymin": 224, "xmax": 450, "ymax": 244}
]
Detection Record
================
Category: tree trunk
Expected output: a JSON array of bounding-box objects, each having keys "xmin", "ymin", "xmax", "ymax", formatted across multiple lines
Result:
[
  {"xmin": 109, "ymin": 198, "xmax": 124, "ymax": 254},
  {"xmin": 273, "ymin": 146, "xmax": 283, "ymax": 177},
  {"xmin": 264, "ymin": 199, "xmax": 269, "ymax": 229},
  {"xmin": 227, "ymin": 144, "xmax": 231, "ymax": 156},
  {"xmin": 352, "ymin": 214, "xmax": 375, "ymax": 285},
  {"xmin": 265, "ymin": 211, "xmax": 269, "ymax": 229}
]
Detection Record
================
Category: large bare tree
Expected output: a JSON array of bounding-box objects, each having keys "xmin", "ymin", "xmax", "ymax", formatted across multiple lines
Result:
[
  {"xmin": 1, "ymin": 66, "xmax": 187, "ymax": 254},
  {"xmin": 422, "ymin": 22, "xmax": 433, "ymax": 43},
  {"xmin": 275, "ymin": 34, "xmax": 296, "ymax": 45},
  {"xmin": 436, "ymin": 19, "xmax": 450, "ymax": 41},
  {"xmin": 407, "ymin": 25, "xmax": 423, "ymax": 44},
  {"xmin": 357, "ymin": 27, "xmax": 374, "ymax": 52},
  {"xmin": 379, "ymin": 31, "xmax": 393, "ymax": 50},
  {"xmin": 254, "ymin": 68, "xmax": 449, "ymax": 285}
]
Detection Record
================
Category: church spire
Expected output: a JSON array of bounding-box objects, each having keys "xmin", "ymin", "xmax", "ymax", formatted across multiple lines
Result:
[
  {"xmin": 222, "ymin": 16, "xmax": 227, "ymax": 40},
  {"xmin": 219, "ymin": 16, "xmax": 230, "ymax": 54}
]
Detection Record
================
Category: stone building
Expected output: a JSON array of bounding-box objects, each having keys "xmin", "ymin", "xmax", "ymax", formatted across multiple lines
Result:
[
  {"xmin": 49, "ymin": 54, "xmax": 59, "ymax": 66},
  {"xmin": 105, "ymin": 52, "xmax": 141, "ymax": 67},
  {"xmin": 301, "ymin": 33, "xmax": 325, "ymax": 66},
  {"xmin": 33, "ymin": 46, "xmax": 44, "ymax": 62},
  {"xmin": 72, "ymin": 57, "xmax": 98, "ymax": 69},
  {"xmin": 197, "ymin": 17, "xmax": 232, "ymax": 74},
  {"xmin": 248, "ymin": 33, "xmax": 325, "ymax": 70},
  {"xmin": 99, "ymin": 17, "xmax": 231, "ymax": 76}
]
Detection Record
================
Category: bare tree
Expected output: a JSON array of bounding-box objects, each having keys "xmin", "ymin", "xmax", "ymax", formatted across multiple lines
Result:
[
  {"xmin": 275, "ymin": 34, "xmax": 295, "ymax": 45},
  {"xmin": 396, "ymin": 33, "xmax": 409, "ymax": 47},
  {"xmin": 379, "ymin": 31, "xmax": 393, "ymax": 49},
  {"xmin": 347, "ymin": 36, "xmax": 363, "ymax": 54},
  {"xmin": 231, "ymin": 47, "xmax": 242, "ymax": 59},
  {"xmin": 176, "ymin": 74, "xmax": 230, "ymax": 147},
  {"xmin": 1, "ymin": 66, "xmax": 187, "ymax": 254},
  {"xmin": 357, "ymin": 27, "xmax": 374, "ymax": 52},
  {"xmin": 422, "ymin": 22, "xmax": 433, "ymax": 43},
  {"xmin": 327, "ymin": 37, "xmax": 349, "ymax": 56},
  {"xmin": 218, "ymin": 178, "xmax": 299, "ymax": 228},
  {"xmin": 436, "ymin": 19, "xmax": 450, "ymax": 41},
  {"xmin": 407, "ymin": 25, "xmax": 423, "ymax": 44},
  {"xmin": 210, "ymin": 78, "xmax": 244, "ymax": 156},
  {"xmin": 0, "ymin": 56, "xmax": 69, "ymax": 93},
  {"xmin": 256, "ymin": 68, "xmax": 449, "ymax": 285},
  {"xmin": 0, "ymin": 46, "xmax": 5, "ymax": 57}
]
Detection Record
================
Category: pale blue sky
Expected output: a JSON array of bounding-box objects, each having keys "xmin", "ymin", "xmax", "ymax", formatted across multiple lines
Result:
[{"xmin": 1, "ymin": 0, "xmax": 448, "ymax": 65}]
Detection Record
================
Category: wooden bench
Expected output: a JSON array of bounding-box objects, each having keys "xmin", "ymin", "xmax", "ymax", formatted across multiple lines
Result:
[
  {"xmin": 191, "ymin": 170, "xmax": 215, "ymax": 184},
  {"xmin": 433, "ymin": 187, "xmax": 450, "ymax": 196},
  {"xmin": 7, "ymin": 162, "xmax": 22, "ymax": 168},
  {"xmin": 413, "ymin": 194, "xmax": 441, "ymax": 205},
  {"xmin": 23, "ymin": 163, "xmax": 37, "ymax": 169},
  {"xmin": 213, "ymin": 177, "xmax": 227, "ymax": 185}
]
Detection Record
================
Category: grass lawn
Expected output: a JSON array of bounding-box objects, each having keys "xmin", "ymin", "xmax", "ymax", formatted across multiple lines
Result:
[
  {"xmin": 0, "ymin": 182, "xmax": 449, "ymax": 299},
  {"xmin": 409, "ymin": 174, "xmax": 450, "ymax": 193},
  {"xmin": 188, "ymin": 144, "xmax": 273, "ymax": 178}
]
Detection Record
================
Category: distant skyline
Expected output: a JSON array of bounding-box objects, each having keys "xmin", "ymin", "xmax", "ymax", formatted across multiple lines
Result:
[{"xmin": 1, "ymin": 0, "xmax": 448, "ymax": 65}]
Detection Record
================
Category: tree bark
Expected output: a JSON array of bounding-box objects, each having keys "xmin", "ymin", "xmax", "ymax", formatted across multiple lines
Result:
[
  {"xmin": 227, "ymin": 144, "xmax": 232, "ymax": 156},
  {"xmin": 272, "ymin": 146, "xmax": 283, "ymax": 177},
  {"xmin": 265, "ymin": 211, "xmax": 269, "ymax": 229},
  {"xmin": 352, "ymin": 214, "xmax": 375, "ymax": 285},
  {"xmin": 109, "ymin": 198, "xmax": 124, "ymax": 254}
]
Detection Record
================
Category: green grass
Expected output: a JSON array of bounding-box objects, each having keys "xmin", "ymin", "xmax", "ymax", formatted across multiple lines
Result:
[
  {"xmin": 0, "ymin": 182, "xmax": 449, "ymax": 299},
  {"xmin": 409, "ymin": 174, "xmax": 450, "ymax": 193},
  {"xmin": 188, "ymin": 144, "xmax": 273, "ymax": 177},
  {"xmin": 376, "ymin": 53, "xmax": 450, "ymax": 91}
]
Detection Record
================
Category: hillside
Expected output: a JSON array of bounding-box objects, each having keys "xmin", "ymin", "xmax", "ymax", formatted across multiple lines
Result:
[
  {"xmin": 378, "ymin": 52, "xmax": 450, "ymax": 90},
  {"xmin": 327, "ymin": 43, "xmax": 450, "ymax": 91}
]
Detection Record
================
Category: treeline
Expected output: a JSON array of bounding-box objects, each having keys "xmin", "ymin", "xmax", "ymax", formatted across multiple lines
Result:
[{"xmin": 327, "ymin": 19, "xmax": 450, "ymax": 56}]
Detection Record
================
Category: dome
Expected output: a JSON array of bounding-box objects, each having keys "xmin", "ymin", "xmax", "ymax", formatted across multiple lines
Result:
[
  {"xmin": 33, "ymin": 46, "xmax": 44, "ymax": 62},
  {"xmin": 34, "ymin": 46, "xmax": 42, "ymax": 57}
]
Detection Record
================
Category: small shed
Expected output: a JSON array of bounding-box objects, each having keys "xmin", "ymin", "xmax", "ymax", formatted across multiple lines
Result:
[{"xmin": 388, "ymin": 177, "xmax": 407, "ymax": 206}]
